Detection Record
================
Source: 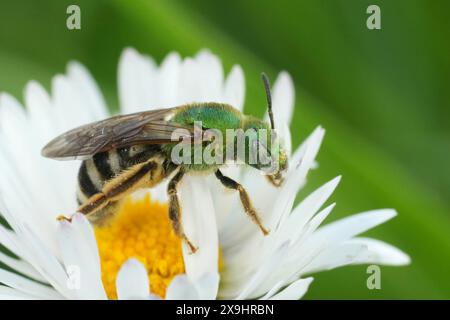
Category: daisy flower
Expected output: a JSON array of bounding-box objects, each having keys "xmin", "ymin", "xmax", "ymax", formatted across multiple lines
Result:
[{"xmin": 0, "ymin": 48, "xmax": 410, "ymax": 300}]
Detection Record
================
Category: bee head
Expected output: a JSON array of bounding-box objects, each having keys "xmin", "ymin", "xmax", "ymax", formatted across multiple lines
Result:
[
  {"xmin": 242, "ymin": 120, "xmax": 288, "ymax": 177},
  {"xmin": 243, "ymin": 73, "xmax": 289, "ymax": 180}
]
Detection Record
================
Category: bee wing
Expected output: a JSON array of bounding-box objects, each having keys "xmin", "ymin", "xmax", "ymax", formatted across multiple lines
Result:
[{"xmin": 41, "ymin": 107, "xmax": 194, "ymax": 160}]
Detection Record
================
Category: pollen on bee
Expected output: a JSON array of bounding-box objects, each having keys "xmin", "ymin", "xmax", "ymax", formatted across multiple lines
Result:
[{"xmin": 94, "ymin": 193, "xmax": 185, "ymax": 299}]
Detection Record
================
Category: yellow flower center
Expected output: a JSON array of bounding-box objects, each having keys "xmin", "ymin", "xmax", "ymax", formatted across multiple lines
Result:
[{"xmin": 94, "ymin": 193, "xmax": 184, "ymax": 299}]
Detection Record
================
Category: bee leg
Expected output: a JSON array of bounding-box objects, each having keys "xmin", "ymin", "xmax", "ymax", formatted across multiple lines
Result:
[
  {"xmin": 266, "ymin": 173, "xmax": 284, "ymax": 187},
  {"xmin": 167, "ymin": 169, "xmax": 198, "ymax": 254},
  {"xmin": 215, "ymin": 169, "xmax": 270, "ymax": 236},
  {"xmin": 77, "ymin": 160, "xmax": 157, "ymax": 225},
  {"xmin": 56, "ymin": 215, "xmax": 72, "ymax": 222}
]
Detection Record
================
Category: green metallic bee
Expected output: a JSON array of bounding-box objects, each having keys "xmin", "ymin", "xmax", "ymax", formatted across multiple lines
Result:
[{"xmin": 42, "ymin": 73, "xmax": 288, "ymax": 253}]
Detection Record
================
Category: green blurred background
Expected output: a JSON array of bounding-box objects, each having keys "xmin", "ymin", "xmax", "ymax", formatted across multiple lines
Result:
[{"xmin": 0, "ymin": 0, "xmax": 449, "ymax": 299}]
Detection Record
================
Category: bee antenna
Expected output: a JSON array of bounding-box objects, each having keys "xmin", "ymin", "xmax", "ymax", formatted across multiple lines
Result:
[{"xmin": 261, "ymin": 72, "xmax": 275, "ymax": 130}]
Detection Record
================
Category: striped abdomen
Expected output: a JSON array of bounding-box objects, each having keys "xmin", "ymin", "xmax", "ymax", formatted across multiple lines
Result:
[{"xmin": 76, "ymin": 144, "xmax": 170, "ymax": 225}]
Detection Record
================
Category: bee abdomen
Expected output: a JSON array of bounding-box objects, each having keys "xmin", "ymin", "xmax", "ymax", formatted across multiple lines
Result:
[
  {"xmin": 78, "ymin": 160, "xmax": 101, "ymax": 200},
  {"xmin": 92, "ymin": 151, "xmax": 116, "ymax": 181},
  {"xmin": 77, "ymin": 151, "xmax": 122, "ymax": 203},
  {"xmin": 77, "ymin": 154, "xmax": 166, "ymax": 226},
  {"xmin": 76, "ymin": 144, "xmax": 163, "ymax": 203}
]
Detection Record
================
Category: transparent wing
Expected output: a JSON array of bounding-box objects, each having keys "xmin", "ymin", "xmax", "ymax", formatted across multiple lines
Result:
[{"xmin": 41, "ymin": 107, "xmax": 194, "ymax": 160}]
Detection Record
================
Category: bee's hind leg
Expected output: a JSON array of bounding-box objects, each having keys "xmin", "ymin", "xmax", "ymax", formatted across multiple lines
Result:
[
  {"xmin": 167, "ymin": 169, "xmax": 198, "ymax": 254},
  {"xmin": 75, "ymin": 159, "xmax": 157, "ymax": 226},
  {"xmin": 215, "ymin": 169, "xmax": 270, "ymax": 235}
]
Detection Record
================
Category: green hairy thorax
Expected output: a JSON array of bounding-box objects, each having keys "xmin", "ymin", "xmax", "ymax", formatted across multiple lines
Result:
[
  {"xmin": 162, "ymin": 103, "xmax": 243, "ymax": 172},
  {"xmin": 163, "ymin": 103, "xmax": 283, "ymax": 173},
  {"xmin": 172, "ymin": 103, "xmax": 243, "ymax": 133}
]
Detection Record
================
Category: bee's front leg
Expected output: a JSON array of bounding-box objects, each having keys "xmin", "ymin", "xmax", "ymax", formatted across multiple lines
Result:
[
  {"xmin": 215, "ymin": 169, "xmax": 270, "ymax": 235},
  {"xmin": 167, "ymin": 169, "xmax": 198, "ymax": 254},
  {"xmin": 266, "ymin": 172, "xmax": 284, "ymax": 187}
]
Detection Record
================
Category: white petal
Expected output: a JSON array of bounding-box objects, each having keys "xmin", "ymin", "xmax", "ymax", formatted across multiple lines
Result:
[
  {"xmin": 293, "ymin": 210, "xmax": 398, "ymax": 275},
  {"xmin": 219, "ymin": 126, "xmax": 322, "ymax": 247},
  {"xmin": 0, "ymin": 251, "xmax": 47, "ymax": 283},
  {"xmin": 193, "ymin": 272, "xmax": 220, "ymax": 300},
  {"xmin": 219, "ymin": 168, "xmax": 274, "ymax": 249},
  {"xmin": 26, "ymin": 77, "xmax": 81, "ymax": 214},
  {"xmin": 57, "ymin": 214, "xmax": 106, "ymax": 299},
  {"xmin": 0, "ymin": 166, "xmax": 55, "ymax": 248},
  {"xmin": 178, "ymin": 175, "xmax": 219, "ymax": 281},
  {"xmin": 67, "ymin": 61, "xmax": 108, "ymax": 120},
  {"xmin": 193, "ymin": 49, "xmax": 224, "ymax": 101},
  {"xmin": 165, "ymin": 272, "xmax": 218, "ymax": 300},
  {"xmin": 269, "ymin": 71, "xmax": 295, "ymax": 127},
  {"xmin": 0, "ymin": 94, "xmax": 58, "ymax": 233},
  {"xmin": 24, "ymin": 81, "xmax": 54, "ymax": 143},
  {"xmin": 149, "ymin": 181, "xmax": 169, "ymax": 203},
  {"xmin": 166, "ymin": 274, "xmax": 200, "ymax": 300},
  {"xmin": 0, "ymin": 285, "xmax": 40, "ymax": 300},
  {"xmin": 71, "ymin": 213, "xmax": 102, "ymax": 265},
  {"xmin": 0, "ymin": 224, "xmax": 23, "ymax": 257},
  {"xmin": 208, "ymin": 169, "xmax": 239, "ymax": 230},
  {"xmin": 295, "ymin": 203, "xmax": 336, "ymax": 243},
  {"xmin": 238, "ymin": 202, "xmax": 333, "ymax": 297},
  {"xmin": 303, "ymin": 242, "xmax": 369, "ymax": 273},
  {"xmin": 177, "ymin": 57, "xmax": 200, "ymax": 103},
  {"xmin": 313, "ymin": 209, "xmax": 397, "ymax": 243},
  {"xmin": 52, "ymin": 73, "xmax": 97, "ymax": 131},
  {"xmin": 290, "ymin": 126, "xmax": 323, "ymax": 167},
  {"xmin": 269, "ymin": 277, "xmax": 313, "ymax": 300},
  {"xmin": 0, "ymin": 269, "xmax": 62, "ymax": 299},
  {"xmin": 269, "ymin": 126, "xmax": 325, "ymax": 229},
  {"xmin": 10, "ymin": 226, "xmax": 71, "ymax": 298},
  {"xmin": 24, "ymin": 83, "xmax": 76, "ymax": 213},
  {"xmin": 116, "ymin": 258, "xmax": 150, "ymax": 300},
  {"xmin": 279, "ymin": 122, "xmax": 292, "ymax": 157},
  {"xmin": 224, "ymin": 65, "xmax": 245, "ymax": 111},
  {"xmin": 259, "ymin": 280, "xmax": 286, "ymax": 300},
  {"xmin": 118, "ymin": 47, "xmax": 157, "ymax": 113},
  {"xmin": 235, "ymin": 241, "xmax": 290, "ymax": 300},
  {"xmin": 344, "ymin": 237, "xmax": 411, "ymax": 266},
  {"xmin": 264, "ymin": 204, "xmax": 336, "ymax": 287},
  {"xmin": 279, "ymin": 176, "xmax": 340, "ymax": 243},
  {"xmin": 0, "ymin": 201, "xmax": 70, "ymax": 297},
  {"xmin": 155, "ymin": 52, "xmax": 181, "ymax": 106}
]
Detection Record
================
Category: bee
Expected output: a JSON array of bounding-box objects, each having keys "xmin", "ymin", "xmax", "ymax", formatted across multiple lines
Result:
[{"xmin": 41, "ymin": 73, "xmax": 288, "ymax": 253}]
